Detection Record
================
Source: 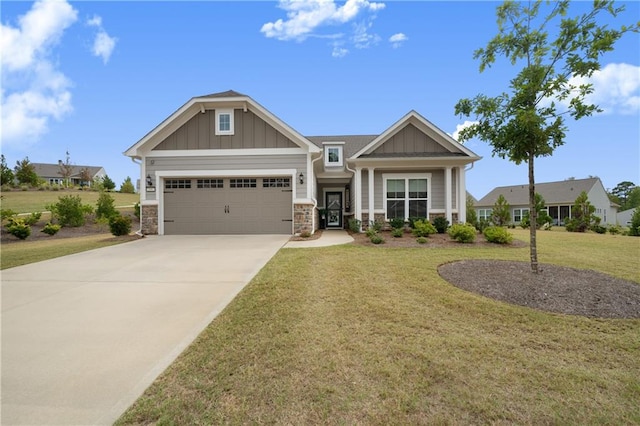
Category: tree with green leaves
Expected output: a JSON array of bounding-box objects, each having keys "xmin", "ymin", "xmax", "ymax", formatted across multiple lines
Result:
[
  {"xmin": 466, "ymin": 194, "xmax": 477, "ymax": 227},
  {"xmin": 454, "ymin": 0, "xmax": 639, "ymax": 273},
  {"xmin": 58, "ymin": 151, "xmax": 74, "ymax": 188},
  {"xmin": 609, "ymin": 181, "xmax": 638, "ymax": 210},
  {"xmin": 566, "ymin": 191, "xmax": 597, "ymax": 232},
  {"xmin": 625, "ymin": 187, "xmax": 640, "ymax": 211},
  {"xmin": 120, "ymin": 176, "xmax": 135, "ymax": 194},
  {"xmin": 14, "ymin": 157, "xmax": 39, "ymax": 186},
  {"xmin": 102, "ymin": 175, "xmax": 116, "ymax": 191},
  {"xmin": 491, "ymin": 194, "xmax": 511, "ymax": 226},
  {"xmin": 1, "ymin": 154, "xmax": 15, "ymax": 186},
  {"xmin": 522, "ymin": 193, "xmax": 553, "ymax": 229}
]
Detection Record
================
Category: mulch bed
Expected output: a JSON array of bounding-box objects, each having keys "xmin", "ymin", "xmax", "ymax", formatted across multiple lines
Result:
[
  {"xmin": 439, "ymin": 260, "xmax": 640, "ymax": 319},
  {"xmin": 348, "ymin": 230, "xmax": 528, "ymax": 248}
]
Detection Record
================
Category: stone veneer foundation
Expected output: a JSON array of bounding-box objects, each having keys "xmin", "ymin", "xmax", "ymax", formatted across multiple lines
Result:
[
  {"xmin": 294, "ymin": 202, "xmax": 314, "ymax": 235},
  {"xmin": 141, "ymin": 204, "xmax": 159, "ymax": 235}
]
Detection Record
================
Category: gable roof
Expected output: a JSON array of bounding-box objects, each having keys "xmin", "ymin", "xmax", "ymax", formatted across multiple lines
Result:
[
  {"xmin": 351, "ymin": 110, "xmax": 480, "ymax": 160},
  {"xmin": 476, "ymin": 177, "xmax": 606, "ymax": 206},
  {"xmin": 33, "ymin": 163, "xmax": 105, "ymax": 179},
  {"xmin": 306, "ymin": 135, "xmax": 377, "ymax": 158},
  {"xmin": 124, "ymin": 90, "xmax": 320, "ymax": 157}
]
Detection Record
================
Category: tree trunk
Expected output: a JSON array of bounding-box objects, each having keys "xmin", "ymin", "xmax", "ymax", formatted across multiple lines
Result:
[{"xmin": 529, "ymin": 155, "xmax": 539, "ymax": 274}]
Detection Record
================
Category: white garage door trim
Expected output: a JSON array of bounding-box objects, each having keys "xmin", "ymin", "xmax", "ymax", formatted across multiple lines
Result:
[{"xmin": 155, "ymin": 169, "xmax": 297, "ymax": 235}]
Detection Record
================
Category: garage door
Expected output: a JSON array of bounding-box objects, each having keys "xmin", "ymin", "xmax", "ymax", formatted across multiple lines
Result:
[{"xmin": 163, "ymin": 177, "xmax": 293, "ymax": 235}]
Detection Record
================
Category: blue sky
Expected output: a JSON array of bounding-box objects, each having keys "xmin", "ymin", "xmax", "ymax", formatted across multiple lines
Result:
[{"xmin": 1, "ymin": 0, "xmax": 639, "ymax": 199}]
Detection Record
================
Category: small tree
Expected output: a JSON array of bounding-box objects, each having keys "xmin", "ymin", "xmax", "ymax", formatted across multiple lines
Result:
[
  {"xmin": 522, "ymin": 193, "xmax": 553, "ymax": 229},
  {"xmin": 58, "ymin": 151, "xmax": 74, "ymax": 188},
  {"xmin": 566, "ymin": 191, "xmax": 596, "ymax": 232},
  {"xmin": 96, "ymin": 191, "xmax": 117, "ymax": 219},
  {"xmin": 120, "ymin": 176, "xmax": 135, "ymax": 194},
  {"xmin": 79, "ymin": 168, "xmax": 93, "ymax": 187},
  {"xmin": 1, "ymin": 154, "xmax": 15, "ymax": 186},
  {"xmin": 491, "ymin": 194, "xmax": 511, "ymax": 226},
  {"xmin": 102, "ymin": 175, "xmax": 116, "ymax": 191},
  {"xmin": 466, "ymin": 195, "xmax": 477, "ymax": 228},
  {"xmin": 14, "ymin": 157, "xmax": 39, "ymax": 186},
  {"xmin": 454, "ymin": 1, "xmax": 639, "ymax": 273},
  {"xmin": 629, "ymin": 207, "xmax": 640, "ymax": 236}
]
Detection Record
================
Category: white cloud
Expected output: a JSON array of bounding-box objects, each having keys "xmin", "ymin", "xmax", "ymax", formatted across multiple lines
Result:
[
  {"xmin": 452, "ymin": 120, "xmax": 479, "ymax": 141},
  {"xmin": 0, "ymin": 0, "xmax": 77, "ymax": 146},
  {"xmin": 261, "ymin": 0, "xmax": 385, "ymax": 56},
  {"xmin": 87, "ymin": 15, "xmax": 117, "ymax": 64},
  {"xmin": 568, "ymin": 63, "xmax": 640, "ymax": 115},
  {"xmin": 389, "ymin": 32, "xmax": 407, "ymax": 48}
]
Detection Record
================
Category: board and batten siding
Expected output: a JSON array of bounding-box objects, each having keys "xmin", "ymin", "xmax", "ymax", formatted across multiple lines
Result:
[
  {"xmin": 360, "ymin": 169, "xmax": 457, "ymax": 211},
  {"xmin": 153, "ymin": 109, "xmax": 298, "ymax": 151},
  {"xmin": 370, "ymin": 124, "xmax": 451, "ymax": 155},
  {"xmin": 145, "ymin": 154, "xmax": 307, "ymax": 199}
]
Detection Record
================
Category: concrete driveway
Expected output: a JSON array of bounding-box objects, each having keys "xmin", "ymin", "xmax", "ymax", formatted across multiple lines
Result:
[{"xmin": 1, "ymin": 235, "xmax": 289, "ymax": 425}]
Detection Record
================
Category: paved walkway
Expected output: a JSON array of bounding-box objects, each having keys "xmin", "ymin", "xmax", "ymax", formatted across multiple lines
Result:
[{"xmin": 284, "ymin": 229, "xmax": 354, "ymax": 248}]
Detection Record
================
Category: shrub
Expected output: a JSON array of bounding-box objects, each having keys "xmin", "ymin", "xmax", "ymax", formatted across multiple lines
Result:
[
  {"xmin": 483, "ymin": 226, "xmax": 513, "ymax": 244},
  {"xmin": 416, "ymin": 237, "xmax": 428, "ymax": 244},
  {"xmin": 369, "ymin": 220, "xmax": 383, "ymax": 232},
  {"xmin": 369, "ymin": 234, "xmax": 385, "ymax": 244},
  {"xmin": 24, "ymin": 212, "xmax": 42, "ymax": 226},
  {"xmin": 41, "ymin": 222, "xmax": 61, "ymax": 236},
  {"xmin": 47, "ymin": 195, "xmax": 92, "ymax": 227},
  {"xmin": 608, "ymin": 224, "xmax": 622, "ymax": 235},
  {"xmin": 389, "ymin": 217, "xmax": 405, "ymax": 230},
  {"xmin": 109, "ymin": 214, "xmax": 132, "ymax": 236},
  {"xmin": 365, "ymin": 227, "xmax": 378, "ymax": 238},
  {"xmin": 448, "ymin": 223, "xmax": 476, "ymax": 243},
  {"xmin": 591, "ymin": 224, "xmax": 607, "ymax": 234},
  {"xmin": 299, "ymin": 230, "xmax": 311, "ymax": 238},
  {"xmin": 491, "ymin": 194, "xmax": 511, "ymax": 226},
  {"xmin": 408, "ymin": 217, "xmax": 426, "ymax": 229},
  {"xmin": 412, "ymin": 219, "xmax": 436, "ymax": 237},
  {"xmin": 433, "ymin": 216, "xmax": 449, "ymax": 234},
  {"xmin": 1, "ymin": 209, "xmax": 17, "ymax": 221},
  {"xmin": 348, "ymin": 218, "xmax": 361, "ymax": 233},
  {"xmin": 629, "ymin": 208, "xmax": 640, "ymax": 237},
  {"xmin": 134, "ymin": 202, "xmax": 141, "ymax": 219},
  {"xmin": 6, "ymin": 218, "xmax": 31, "ymax": 240},
  {"xmin": 96, "ymin": 191, "xmax": 117, "ymax": 219},
  {"xmin": 476, "ymin": 218, "xmax": 491, "ymax": 232},
  {"xmin": 391, "ymin": 228, "xmax": 403, "ymax": 238}
]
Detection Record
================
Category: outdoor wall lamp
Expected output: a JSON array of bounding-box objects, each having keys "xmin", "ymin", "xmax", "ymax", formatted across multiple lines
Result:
[
  {"xmin": 146, "ymin": 174, "xmax": 153, "ymax": 187},
  {"xmin": 299, "ymin": 172, "xmax": 304, "ymax": 184}
]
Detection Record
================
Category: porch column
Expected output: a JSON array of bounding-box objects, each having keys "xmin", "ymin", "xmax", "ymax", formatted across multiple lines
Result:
[
  {"xmin": 458, "ymin": 166, "xmax": 466, "ymax": 223},
  {"xmin": 368, "ymin": 167, "xmax": 375, "ymax": 225},
  {"xmin": 445, "ymin": 167, "xmax": 452, "ymax": 224},
  {"xmin": 355, "ymin": 167, "xmax": 362, "ymax": 224}
]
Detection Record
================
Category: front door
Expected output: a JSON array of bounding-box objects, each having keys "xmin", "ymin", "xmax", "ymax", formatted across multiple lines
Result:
[{"xmin": 326, "ymin": 192, "xmax": 342, "ymax": 228}]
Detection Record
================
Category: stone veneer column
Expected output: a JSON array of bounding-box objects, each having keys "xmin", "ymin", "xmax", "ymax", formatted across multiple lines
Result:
[
  {"xmin": 294, "ymin": 202, "xmax": 314, "ymax": 235},
  {"xmin": 141, "ymin": 204, "xmax": 158, "ymax": 235}
]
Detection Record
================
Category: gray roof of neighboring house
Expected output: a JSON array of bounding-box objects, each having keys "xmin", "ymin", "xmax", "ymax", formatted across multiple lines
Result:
[
  {"xmin": 33, "ymin": 163, "xmax": 105, "ymax": 179},
  {"xmin": 476, "ymin": 177, "xmax": 602, "ymax": 207},
  {"xmin": 306, "ymin": 135, "xmax": 378, "ymax": 158},
  {"xmin": 195, "ymin": 90, "xmax": 247, "ymax": 99}
]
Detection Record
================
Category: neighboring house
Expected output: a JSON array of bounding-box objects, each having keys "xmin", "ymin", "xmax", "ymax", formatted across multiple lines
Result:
[
  {"xmin": 475, "ymin": 177, "xmax": 619, "ymax": 226},
  {"xmin": 617, "ymin": 208, "xmax": 637, "ymax": 227},
  {"xmin": 124, "ymin": 90, "xmax": 481, "ymax": 235},
  {"xmin": 33, "ymin": 163, "xmax": 106, "ymax": 187}
]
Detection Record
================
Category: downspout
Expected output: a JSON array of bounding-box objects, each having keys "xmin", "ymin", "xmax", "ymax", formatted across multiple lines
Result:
[
  {"xmin": 131, "ymin": 156, "xmax": 143, "ymax": 236},
  {"xmin": 310, "ymin": 153, "xmax": 323, "ymax": 232}
]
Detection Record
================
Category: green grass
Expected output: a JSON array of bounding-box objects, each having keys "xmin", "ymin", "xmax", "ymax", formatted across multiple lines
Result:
[
  {"xmin": 117, "ymin": 229, "xmax": 640, "ymax": 425},
  {"xmin": 1, "ymin": 234, "xmax": 138, "ymax": 269},
  {"xmin": 0, "ymin": 189, "xmax": 139, "ymax": 213}
]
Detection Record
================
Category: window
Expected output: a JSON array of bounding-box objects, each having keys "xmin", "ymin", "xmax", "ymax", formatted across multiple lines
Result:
[
  {"xmin": 263, "ymin": 178, "xmax": 291, "ymax": 188},
  {"xmin": 165, "ymin": 179, "xmax": 191, "ymax": 189},
  {"xmin": 230, "ymin": 178, "xmax": 256, "ymax": 188},
  {"xmin": 324, "ymin": 145, "xmax": 343, "ymax": 167},
  {"xmin": 215, "ymin": 109, "xmax": 234, "ymax": 135},
  {"xmin": 197, "ymin": 179, "xmax": 223, "ymax": 189},
  {"xmin": 513, "ymin": 208, "xmax": 529, "ymax": 222},
  {"xmin": 383, "ymin": 174, "xmax": 429, "ymax": 220},
  {"xmin": 478, "ymin": 209, "xmax": 492, "ymax": 221}
]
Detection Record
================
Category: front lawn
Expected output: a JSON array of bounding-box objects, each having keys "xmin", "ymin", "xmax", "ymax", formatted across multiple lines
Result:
[
  {"xmin": 117, "ymin": 230, "xmax": 640, "ymax": 424},
  {"xmin": 0, "ymin": 189, "xmax": 138, "ymax": 214}
]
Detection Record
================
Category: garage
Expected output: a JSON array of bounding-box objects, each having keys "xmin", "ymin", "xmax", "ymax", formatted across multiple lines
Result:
[{"xmin": 163, "ymin": 177, "xmax": 293, "ymax": 235}]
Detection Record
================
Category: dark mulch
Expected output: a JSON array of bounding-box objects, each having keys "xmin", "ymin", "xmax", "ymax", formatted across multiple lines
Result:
[{"xmin": 439, "ymin": 260, "xmax": 640, "ymax": 319}]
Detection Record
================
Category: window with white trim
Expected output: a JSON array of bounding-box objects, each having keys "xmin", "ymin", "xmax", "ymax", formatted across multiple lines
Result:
[
  {"xmin": 165, "ymin": 179, "xmax": 192, "ymax": 189},
  {"xmin": 513, "ymin": 208, "xmax": 530, "ymax": 222},
  {"xmin": 230, "ymin": 178, "xmax": 256, "ymax": 188},
  {"xmin": 324, "ymin": 146, "xmax": 343, "ymax": 167},
  {"xmin": 197, "ymin": 179, "xmax": 223, "ymax": 189},
  {"xmin": 215, "ymin": 109, "xmax": 234, "ymax": 135},
  {"xmin": 383, "ymin": 174, "xmax": 429, "ymax": 220},
  {"xmin": 263, "ymin": 178, "xmax": 291, "ymax": 188},
  {"xmin": 478, "ymin": 209, "xmax": 492, "ymax": 221}
]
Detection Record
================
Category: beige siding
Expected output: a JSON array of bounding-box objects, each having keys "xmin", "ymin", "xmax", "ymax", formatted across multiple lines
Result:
[
  {"xmin": 371, "ymin": 124, "xmax": 449, "ymax": 155},
  {"xmin": 145, "ymin": 154, "xmax": 307, "ymax": 199},
  {"xmin": 153, "ymin": 109, "xmax": 298, "ymax": 151}
]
